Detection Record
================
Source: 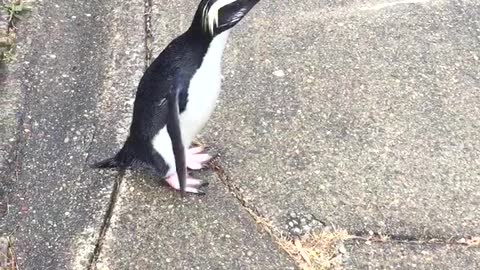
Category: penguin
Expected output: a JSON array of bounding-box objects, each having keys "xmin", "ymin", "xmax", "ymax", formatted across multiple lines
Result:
[{"xmin": 91, "ymin": 0, "xmax": 260, "ymax": 195}]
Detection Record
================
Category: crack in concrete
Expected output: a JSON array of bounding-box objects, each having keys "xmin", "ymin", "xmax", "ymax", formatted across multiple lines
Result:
[
  {"xmin": 86, "ymin": 172, "xmax": 124, "ymax": 270},
  {"xmin": 144, "ymin": 0, "xmax": 153, "ymax": 68},
  {"xmin": 209, "ymin": 159, "xmax": 310, "ymax": 266},
  {"xmin": 209, "ymin": 159, "xmax": 265, "ymax": 219},
  {"xmin": 81, "ymin": 121, "xmax": 98, "ymax": 169},
  {"xmin": 86, "ymin": 1, "xmax": 153, "ymax": 268},
  {"xmin": 349, "ymin": 231, "xmax": 480, "ymax": 247},
  {"xmin": 209, "ymin": 157, "xmax": 479, "ymax": 270}
]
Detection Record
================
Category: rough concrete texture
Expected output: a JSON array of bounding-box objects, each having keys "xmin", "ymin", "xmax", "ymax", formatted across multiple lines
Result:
[
  {"xmin": 1, "ymin": 0, "xmax": 479, "ymax": 269},
  {"xmin": 96, "ymin": 172, "xmax": 295, "ymax": 270},
  {"xmin": 0, "ymin": 1, "xmax": 19, "ymax": 220},
  {"xmin": 0, "ymin": 0, "xmax": 145, "ymax": 269},
  {"xmin": 0, "ymin": 62, "xmax": 18, "ymax": 219},
  {"xmin": 345, "ymin": 241, "xmax": 480, "ymax": 269},
  {"xmin": 200, "ymin": 0, "xmax": 480, "ymax": 238}
]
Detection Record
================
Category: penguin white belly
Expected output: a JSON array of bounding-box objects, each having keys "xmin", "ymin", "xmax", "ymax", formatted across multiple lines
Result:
[
  {"xmin": 181, "ymin": 30, "xmax": 231, "ymax": 147},
  {"xmin": 152, "ymin": 30, "xmax": 231, "ymax": 176},
  {"xmin": 180, "ymin": 31, "xmax": 229, "ymax": 147}
]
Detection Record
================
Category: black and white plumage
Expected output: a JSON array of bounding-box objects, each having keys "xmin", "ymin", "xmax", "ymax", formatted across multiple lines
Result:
[{"xmin": 92, "ymin": 0, "xmax": 259, "ymax": 195}]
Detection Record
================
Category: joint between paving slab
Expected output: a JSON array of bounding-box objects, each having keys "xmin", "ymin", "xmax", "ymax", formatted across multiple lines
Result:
[
  {"xmin": 144, "ymin": 0, "xmax": 153, "ymax": 68},
  {"xmin": 209, "ymin": 159, "xmax": 265, "ymax": 220},
  {"xmin": 209, "ymin": 158, "xmax": 480, "ymax": 269},
  {"xmin": 349, "ymin": 230, "xmax": 480, "ymax": 247},
  {"xmin": 82, "ymin": 122, "xmax": 97, "ymax": 170},
  {"xmin": 210, "ymin": 157, "xmax": 478, "ymax": 248},
  {"xmin": 87, "ymin": 171, "xmax": 124, "ymax": 270},
  {"xmin": 87, "ymin": 1, "xmax": 154, "ymax": 268},
  {"xmin": 208, "ymin": 159, "xmax": 296, "ymax": 252},
  {"xmin": 209, "ymin": 159, "xmax": 353, "ymax": 268}
]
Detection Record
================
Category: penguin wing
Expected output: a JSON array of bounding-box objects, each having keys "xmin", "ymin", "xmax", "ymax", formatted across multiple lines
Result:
[{"xmin": 166, "ymin": 82, "xmax": 187, "ymax": 195}]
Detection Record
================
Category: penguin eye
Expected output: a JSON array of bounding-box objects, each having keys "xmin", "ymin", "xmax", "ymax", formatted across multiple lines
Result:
[{"xmin": 203, "ymin": 0, "xmax": 238, "ymax": 35}]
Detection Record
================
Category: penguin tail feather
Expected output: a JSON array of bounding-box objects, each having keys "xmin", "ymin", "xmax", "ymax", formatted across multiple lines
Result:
[
  {"xmin": 90, "ymin": 157, "xmax": 120, "ymax": 169},
  {"xmin": 90, "ymin": 143, "xmax": 135, "ymax": 169}
]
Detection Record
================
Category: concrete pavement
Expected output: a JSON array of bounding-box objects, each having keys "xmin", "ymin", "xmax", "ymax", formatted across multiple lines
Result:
[
  {"xmin": 346, "ymin": 241, "xmax": 480, "ymax": 269},
  {"xmin": 206, "ymin": 0, "xmax": 480, "ymax": 238},
  {"xmin": 0, "ymin": 0, "xmax": 145, "ymax": 268},
  {"xmin": 202, "ymin": 0, "xmax": 480, "ymax": 267},
  {"xmin": 0, "ymin": 0, "xmax": 479, "ymax": 269}
]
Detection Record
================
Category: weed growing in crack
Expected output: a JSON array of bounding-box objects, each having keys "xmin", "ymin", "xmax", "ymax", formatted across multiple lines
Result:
[
  {"xmin": 0, "ymin": 0, "xmax": 32, "ymax": 62},
  {"xmin": 1, "ymin": 0, "xmax": 32, "ymax": 29}
]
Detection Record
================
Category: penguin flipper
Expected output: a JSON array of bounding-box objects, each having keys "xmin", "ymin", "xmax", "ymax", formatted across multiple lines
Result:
[{"xmin": 166, "ymin": 84, "xmax": 187, "ymax": 195}]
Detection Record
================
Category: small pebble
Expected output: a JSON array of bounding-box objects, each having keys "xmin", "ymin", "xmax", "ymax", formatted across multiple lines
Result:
[
  {"xmin": 246, "ymin": 251, "xmax": 254, "ymax": 257},
  {"xmin": 338, "ymin": 244, "xmax": 347, "ymax": 254},
  {"xmin": 289, "ymin": 212, "xmax": 297, "ymax": 218},
  {"xmin": 290, "ymin": 227, "xmax": 302, "ymax": 236},
  {"xmin": 273, "ymin": 70, "xmax": 285, "ymax": 77}
]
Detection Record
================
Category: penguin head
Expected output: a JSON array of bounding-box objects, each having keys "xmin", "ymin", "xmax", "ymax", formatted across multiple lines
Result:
[{"xmin": 193, "ymin": 0, "xmax": 260, "ymax": 36}]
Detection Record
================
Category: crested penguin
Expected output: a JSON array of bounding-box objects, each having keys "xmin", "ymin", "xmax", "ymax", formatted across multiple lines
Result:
[{"xmin": 92, "ymin": 0, "xmax": 259, "ymax": 195}]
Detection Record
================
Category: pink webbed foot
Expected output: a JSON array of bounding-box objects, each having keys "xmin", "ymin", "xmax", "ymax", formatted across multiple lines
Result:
[
  {"xmin": 186, "ymin": 146, "xmax": 212, "ymax": 170},
  {"xmin": 165, "ymin": 174, "xmax": 209, "ymax": 195}
]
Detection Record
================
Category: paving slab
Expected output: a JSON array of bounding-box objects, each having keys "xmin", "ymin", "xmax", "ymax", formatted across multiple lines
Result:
[
  {"xmin": 96, "ymin": 172, "xmax": 295, "ymax": 270},
  {"xmin": 345, "ymin": 241, "xmax": 480, "ymax": 269},
  {"xmin": 0, "ymin": 0, "xmax": 145, "ymax": 269},
  {"xmin": 200, "ymin": 0, "xmax": 480, "ymax": 238}
]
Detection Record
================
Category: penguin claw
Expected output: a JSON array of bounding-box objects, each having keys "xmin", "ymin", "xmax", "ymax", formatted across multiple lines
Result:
[{"xmin": 165, "ymin": 174, "xmax": 208, "ymax": 195}]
